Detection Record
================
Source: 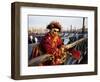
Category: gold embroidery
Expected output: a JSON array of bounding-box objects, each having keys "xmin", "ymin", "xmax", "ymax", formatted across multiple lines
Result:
[{"xmin": 51, "ymin": 35, "xmax": 58, "ymax": 48}]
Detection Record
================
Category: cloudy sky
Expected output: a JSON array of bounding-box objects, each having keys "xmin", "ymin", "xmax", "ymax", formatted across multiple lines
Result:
[{"xmin": 28, "ymin": 15, "xmax": 87, "ymax": 31}]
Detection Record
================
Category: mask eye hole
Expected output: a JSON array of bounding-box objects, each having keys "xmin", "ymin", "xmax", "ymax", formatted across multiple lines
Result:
[{"xmin": 53, "ymin": 29, "xmax": 59, "ymax": 33}]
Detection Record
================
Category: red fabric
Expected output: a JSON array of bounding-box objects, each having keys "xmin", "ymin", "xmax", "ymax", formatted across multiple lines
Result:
[
  {"xmin": 69, "ymin": 48, "xmax": 81, "ymax": 60},
  {"xmin": 40, "ymin": 32, "xmax": 63, "ymax": 65},
  {"xmin": 31, "ymin": 46, "xmax": 40, "ymax": 58}
]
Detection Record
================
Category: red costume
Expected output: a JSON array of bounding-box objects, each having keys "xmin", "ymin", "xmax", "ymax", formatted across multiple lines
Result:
[
  {"xmin": 40, "ymin": 32, "xmax": 64, "ymax": 65},
  {"xmin": 31, "ymin": 32, "xmax": 81, "ymax": 65},
  {"xmin": 31, "ymin": 21, "xmax": 81, "ymax": 65}
]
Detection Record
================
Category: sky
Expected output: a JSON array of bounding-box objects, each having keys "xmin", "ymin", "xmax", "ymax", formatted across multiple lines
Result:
[{"xmin": 28, "ymin": 15, "xmax": 88, "ymax": 31}]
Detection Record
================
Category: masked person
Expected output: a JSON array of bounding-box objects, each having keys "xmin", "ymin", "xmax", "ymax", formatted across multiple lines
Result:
[
  {"xmin": 30, "ymin": 21, "xmax": 81, "ymax": 66},
  {"xmin": 39, "ymin": 21, "xmax": 66, "ymax": 65},
  {"xmin": 30, "ymin": 21, "xmax": 66, "ymax": 65}
]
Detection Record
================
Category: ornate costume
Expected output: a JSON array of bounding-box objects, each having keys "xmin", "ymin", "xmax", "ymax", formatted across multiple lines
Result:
[
  {"xmin": 30, "ymin": 21, "xmax": 81, "ymax": 66},
  {"xmin": 40, "ymin": 32, "xmax": 64, "ymax": 65}
]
